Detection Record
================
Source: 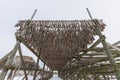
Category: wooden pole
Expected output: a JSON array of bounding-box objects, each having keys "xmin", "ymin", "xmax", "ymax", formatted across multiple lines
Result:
[
  {"xmin": 86, "ymin": 8, "xmax": 120, "ymax": 80},
  {"xmin": 0, "ymin": 51, "xmax": 12, "ymax": 63},
  {"xmin": 41, "ymin": 63, "xmax": 45, "ymax": 79},
  {"xmin": 0, "ymin": 9, "xmax": 37, "ymax": 80},
  {"xmin": 79, "ymin": 35, "xmax": 105, "ymax": 58},
  {"xmin": 22, "ymin": 71, "xmax": 31, "ymax": 80},
  {"xmin": 33, "ymin": 50, "xmax": 41, "ymax": 80},
  {"xmin": 10, "ymin": 67, "xmax": 21, "ymax": 80},
  {"xmin": 18, "ymin": 42, "xmax": 28, "ymax": 80},
  {"xmin": 0, "ymin": 42, "xmax": 19, "ymax": 80},
  {"xmin": 7, "ymin": 70, "xmax": 13, "ymax": 80}
]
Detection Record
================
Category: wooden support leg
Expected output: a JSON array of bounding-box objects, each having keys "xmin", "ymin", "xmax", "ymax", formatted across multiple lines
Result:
[
  {"xmin": 7, "ymin": 70, "xmax": 13, "ymax": 80},
  {"xmin": 86, "ymin": 8, "xmax": 120, "ymax": 80},
  {"xmin": 41, "ymin": 63, "xmax": 45, "ymax": 79},
  {"xmin": 79, "ymin": 35, "xmax": 105, "ymax": 58},
  {"xmin": 0, "ymin": 42, "xmax": 19, "ymax": 80},
  {"xmin": 94, "ymin": 20, "xmax": 120, "ymax": 80},
  {"xmin": 0, "ymin": 51, "xmax": 12, "ymax": 63},
  {"xmin": 0, "ymin": 9, "xmax": 37, "ymax": 80},
  {"xmin": 0, "ymin": 69, "xmax": 8, "ymax": 80},
  {"xmin": 10, "ymin": 67, "xmax": 21, "ymax": 80},
  {"xmin": 33, "ymin": 52, "xmax": 40, "ymax": 80},
  {"xmin": 22, "ymin": 71, "xmax": 31, "ymax": 80},
  {"xmin": 18, "ymin": 42, "xmax": 28, "ymax": 80}
]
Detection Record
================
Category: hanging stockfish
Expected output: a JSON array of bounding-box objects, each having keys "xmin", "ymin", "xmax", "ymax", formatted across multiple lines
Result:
[{"xmin": 15, "ymin": 19, "xmax": 106, "ymax": 70}]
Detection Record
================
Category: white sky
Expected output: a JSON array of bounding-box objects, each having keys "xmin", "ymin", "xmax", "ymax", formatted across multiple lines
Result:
[{"xmin": 0, "ymin": 0, "xmax": 120, "ymax": 59}]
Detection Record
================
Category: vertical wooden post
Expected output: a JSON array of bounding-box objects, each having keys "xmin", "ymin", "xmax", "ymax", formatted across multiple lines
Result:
[{"xmin": 86, "ymin": 8, "xmax": 120, "ymax": 80}]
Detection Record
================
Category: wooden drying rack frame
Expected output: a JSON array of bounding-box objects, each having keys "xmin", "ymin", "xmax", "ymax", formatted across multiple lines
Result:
[{"xmin": 0, "ymin": 8, "xmax": 120, "ymax": 80}]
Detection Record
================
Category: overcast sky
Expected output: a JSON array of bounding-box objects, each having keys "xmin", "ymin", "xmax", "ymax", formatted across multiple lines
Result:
[
  {"xmin": 0, "ymin": 0, "xmax": 120, "ymax": 60},
  {"xmin": 0, "ymin": 0, "xmax": 120, "ymax": 80}
]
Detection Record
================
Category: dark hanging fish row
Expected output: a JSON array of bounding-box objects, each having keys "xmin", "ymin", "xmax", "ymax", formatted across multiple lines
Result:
[
  {"xmin": 15, "ymin": 20, "xmax": 105, "ymax": 29},
  {"xmin": 15, "ymin": 19, "xmax": 106, "ymax": 70}
]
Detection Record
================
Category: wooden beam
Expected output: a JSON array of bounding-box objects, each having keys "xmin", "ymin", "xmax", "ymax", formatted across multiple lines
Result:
[
  {"xmin": 0, "ymin": 51, "xmax": 12, "ymax": 64},
  {"xmin": 63, "ymin": 36, "xmax": 105, "ymax": 68},
  {"xmin": 41, "ymin": 63, "xmax": 45, "ymax": 79},
  {"xmin": 0, "ymin": 66, "xmax": 51, "ymax": 73},
  {"xmin": 0, "ymin": 42, "xmax": 19, "ymax": 80},
  {"xmin": 16, "ymin": 36, "xmax": 50, "ymax": 69},
  {"xmin": 107, "ymin": 42, "xmax": 120, "ymax": 51},
  {"xmin": 86, "ymin": 8, "xmax": 120, "ymax": 80},
  {"xmin": 7, "ymin": 70, "xmax": 13, "ymax": 80},
  {"xmin": 22, "ymin": 72, "xmax": 30, "ymax": 80},
  {"xmin": 33, "ymin": 48, "xmax": 41, "ymax": 80},
  {"xmin": 79, "ymin": 35, "xmax": 105, "ymax": 58},
  {"xmin": 112, "ymin": 41, "xmax": 120, "ymax": 46},
  {"xmin": 18, "ymin": 42, "xmax": 28, "ymax": 80},
  {"xmin": 94, "ymin": 20, "xmax": 120, "ymax": 79},
  {"xmin": 0, "ymin": 9, "xmax": 37, "ymax": 80}
]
